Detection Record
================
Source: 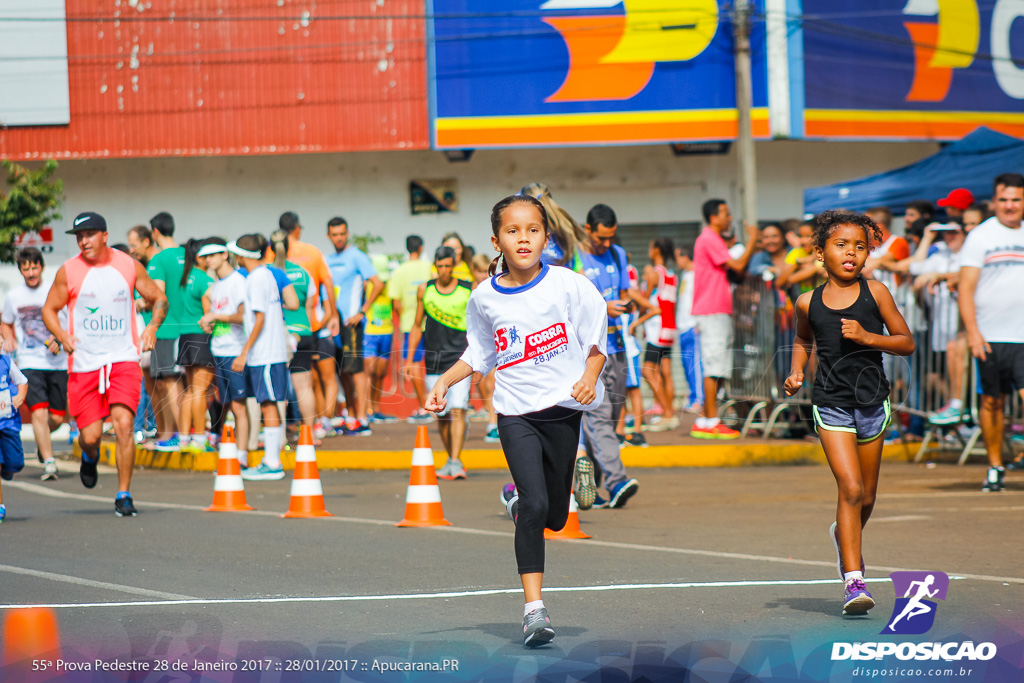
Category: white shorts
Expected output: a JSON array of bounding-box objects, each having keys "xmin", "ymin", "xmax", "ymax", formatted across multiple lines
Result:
[
  {"xmin": 694, "ymin": 313, "xmax": 734, "ymax": 379},
  {"xmin": 426, "ymin": 374, "xmax": 471, "ymax": 416}
]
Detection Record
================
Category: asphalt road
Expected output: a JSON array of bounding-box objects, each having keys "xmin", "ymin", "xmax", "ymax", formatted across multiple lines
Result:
[{"xmin": 1, "ymin": 458, "xmax": 1022, "ymax": 682}]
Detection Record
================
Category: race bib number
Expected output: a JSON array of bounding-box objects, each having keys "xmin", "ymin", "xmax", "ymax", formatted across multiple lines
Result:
[{"xmin": 0, "ymin": 389, "xmax": 12, "ymax": 419}]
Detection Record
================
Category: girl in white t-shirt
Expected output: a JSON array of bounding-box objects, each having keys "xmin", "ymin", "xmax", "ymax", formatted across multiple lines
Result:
[
  {"xmin": 425, "ymin": 194, "xmax": 608, "ymax": 648},
  {"xmin": 199, "ymin": 239, "xmax": 250, "ymax": 469}
]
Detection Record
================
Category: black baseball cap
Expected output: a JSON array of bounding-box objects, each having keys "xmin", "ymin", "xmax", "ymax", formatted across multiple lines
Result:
[{"xmin": 66, "ymin": 211, "xmax": 107, "ymax": 234}]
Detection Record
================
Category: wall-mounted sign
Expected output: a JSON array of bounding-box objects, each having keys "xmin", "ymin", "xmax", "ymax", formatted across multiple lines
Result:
[{"xmin": 410, "ymin": 179, "xmax": 459, "ymax": 214}]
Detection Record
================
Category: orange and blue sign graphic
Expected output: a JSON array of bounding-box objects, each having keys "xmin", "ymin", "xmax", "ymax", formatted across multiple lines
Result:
[
  {"xmin": 429, "ymin": 1, "xmax": 769, "ymax": 148},
  {"xmin": 800, "ymin": 0, "xmax": 1024, "ymax": 139}
]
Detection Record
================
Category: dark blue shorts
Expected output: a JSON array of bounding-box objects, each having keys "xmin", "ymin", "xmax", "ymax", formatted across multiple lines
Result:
[
  {"xmin": 364, "ymin": 333, "xmax": 393, "ymax": 359},
  {"xmin": 402, "ymin": 333, "xmax": 424, "ymax": 363},
  {"xmin": 813, "ymin": 400, "xmax": 891, "ymax": 442},
  {"xmin": 246, "ymin": 363, "xmax": 289, "ymax": 403},
  {"xmin": 215, "ymin": 356, "xmax": 247, "ymax": 404},
  {"xmin": 0, "ymin": 428, "xmax": 25, "ymax": 479}
]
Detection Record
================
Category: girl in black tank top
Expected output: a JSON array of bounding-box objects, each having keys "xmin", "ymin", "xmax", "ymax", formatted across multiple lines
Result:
[{"xmin": 784, "ymin": 211, "xmax": 915, "ymax": 617}]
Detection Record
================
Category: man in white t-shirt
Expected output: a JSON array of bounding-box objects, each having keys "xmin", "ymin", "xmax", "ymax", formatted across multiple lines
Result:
[
  {"xmin": 230, "ymin": 235, "xmax": 291, "ymax": 481},
  {"xmin": 958, "ymin": 173, "xmax": 1024, "ymax": 492},
  {"xmin": 1, "ymin": 248, "xmax": 68, "ymax": 481}
]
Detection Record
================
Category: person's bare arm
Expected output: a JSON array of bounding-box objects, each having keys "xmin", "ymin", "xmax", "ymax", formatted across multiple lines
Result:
[
  {"xmin": 405, "ymin": 284, "xmax": 427, "ymax": 365},
  {"xmin": 724, "ymin": 223, "xmax": 760, "ymax": 273},
  {"xmin": 134, "ymin": 260, "xmax": 168, "ymax": 352},
  {"xmin": 281, "ymin": 283, "xmax": 299, "ymax": 311},
  {"xmin": 0, "ymin": 322, "xmax": 16, "ymax": 354},
  {"xmin": 232, "ymin": 311, "xmax": 265, "ymax": 372},
  {"xmin": 43, "ymin": 266, "xmax": 75, "ymax": 354},
  {"xmin": 784, "ymin": 292, "xmax": 814, "ymax": 395},
  {"xmin": 958, "ymin": 266, "xmax": 988, "ymax": 361},
  {"xmin": 349, "ymin": 275, "xmax": 384, "ymax": 326}
]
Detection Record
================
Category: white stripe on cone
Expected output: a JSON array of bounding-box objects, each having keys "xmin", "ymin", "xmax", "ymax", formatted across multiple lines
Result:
[
  {"xmin": 568, "ymin": 494, "xmax": 579, "ymax": 513},
  {"xmin": 294, "ymin": 444, "xmax": 317, "ymax": 463},
  {"xmin": 289, "ymin": 478, "xmax": 325, "ymax": 497},
  {"xmin": 214, "ymin": 475, "xmax": 245, "ymax": 492},
  {"xmin": 219, "ymin": 441, "xmax": 238, "ymax": 459},
  {"xmin": 405, "ymin": 485, "xmax": 442, "ymax": 504},
  {"xmin": 411, "ymin": 448, "xmax": 434, "ymax": 467}
]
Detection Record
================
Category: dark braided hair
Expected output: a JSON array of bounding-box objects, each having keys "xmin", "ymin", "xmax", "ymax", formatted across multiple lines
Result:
[{"xmin": 813, "ymin": 210, "xmax": 884, "ymax": 251}]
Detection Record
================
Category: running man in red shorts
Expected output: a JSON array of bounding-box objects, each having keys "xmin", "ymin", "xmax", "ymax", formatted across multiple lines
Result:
[{"xmin": 43, "ymin": 212, "xmax": 167, "ymax": 517}]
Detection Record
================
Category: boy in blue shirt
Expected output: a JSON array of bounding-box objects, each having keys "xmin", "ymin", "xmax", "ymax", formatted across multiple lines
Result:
[{"xmin": 0, "ymin": 354, "xmax": 30, "ymax": 523}]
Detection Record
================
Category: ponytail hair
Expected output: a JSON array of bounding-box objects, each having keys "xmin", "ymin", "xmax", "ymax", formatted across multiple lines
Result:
[
  {"xmin": 488, "ymin": 193, "xmax": 551, "ymax": 277},
  {"xmin": 270, "ymin": 229, "xmax": 290, "ymax": 270},
  {"xmin": 180, "ymin": 238, "xmax": 201, "ymax": 288},
  {"xmin": 519, "ymin": 182, "xmax": 584, "ymax": 268}
]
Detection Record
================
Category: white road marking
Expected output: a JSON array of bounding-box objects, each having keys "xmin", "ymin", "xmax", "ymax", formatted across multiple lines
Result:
[
  {"xmin": 0, "ymin": 564, "xmax": 194, "ymax": 601},
  {"xmin": 0, "ymin": 577, "xmax": 904, "ymax": 611},
  {"xmin": 9, "ymin": 482, "xmax": 1023, "ymax": 587},
  {"xmin": 869, "ymin": 515, "xmax": 931, "ymax": 522}
]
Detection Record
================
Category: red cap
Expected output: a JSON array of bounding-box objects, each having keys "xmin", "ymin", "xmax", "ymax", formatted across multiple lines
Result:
[{"xmin": 937, "ymin": 188, "xmax": 974, "ymax": 211}]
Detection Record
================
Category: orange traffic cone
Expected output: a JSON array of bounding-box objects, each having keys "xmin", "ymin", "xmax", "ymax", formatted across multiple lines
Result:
[
  {"xmin": 281, "ymin": 425, "xmax": 332, "ymax": 518},
  {"xmin": 544, "ymin": 493, "xmax": 591, "ymax": 540},
  {"xmin": 204, "ymin": 426, "xmax": 254, "ymax": 512},
  {"xmin": 396, "ymin": 426, "xmax": 452, "ymax": 527},
  {"xmin": 2, "ymin": 607, "xmax": 60, "ymax": 666}
]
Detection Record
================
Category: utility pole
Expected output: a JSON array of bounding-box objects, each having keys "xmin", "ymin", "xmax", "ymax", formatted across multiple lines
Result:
[{"xmin": 733, "ymin": 0, "xmax": 758, "ymax": 227}]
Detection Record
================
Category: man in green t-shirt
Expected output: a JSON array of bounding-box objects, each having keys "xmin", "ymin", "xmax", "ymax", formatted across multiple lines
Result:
[
  {"xmin": 387, "ymin": 235, "xmax": 434, "ymax": 422},
  {"xmin": 144, "ymin": 212, "xmax": 186, "ymax": 451}
]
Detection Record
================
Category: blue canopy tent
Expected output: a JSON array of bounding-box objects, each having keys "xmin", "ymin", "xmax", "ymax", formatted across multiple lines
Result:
[{"xmin": 803, "ymin": 127, "xmax": 1024, "ymax": 215}]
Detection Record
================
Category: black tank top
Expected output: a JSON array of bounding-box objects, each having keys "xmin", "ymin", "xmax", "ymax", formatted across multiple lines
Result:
[{"xmin": 808, "ymin": 277, "xmax": 890, "ymax": 407}]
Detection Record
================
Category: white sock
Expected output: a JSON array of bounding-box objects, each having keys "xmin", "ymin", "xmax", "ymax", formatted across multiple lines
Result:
[
  {"xmin": 706, "ymin": 417, "xmax": 720, "ymax": 428},
  {"xmin": 237, "ymin": 450, "xmax": 248, "ymax": 468},
  {"xmin": 949, "ymin": 398, "xmax": 963, "ymax": 411},
  {"xmin": 524, "ymin": 600, "xmax": 544, "ymax": 616},
  {"xmin": 694, "ymin": 417, "xmax": 707, "ymax": 428},
  {"xmin": 263, "ymin": 426, "xmax": 284, "ymax": 469},
  {"xmin": 844, "ymin": 571, "xmax": 864, "ymax": 584}
]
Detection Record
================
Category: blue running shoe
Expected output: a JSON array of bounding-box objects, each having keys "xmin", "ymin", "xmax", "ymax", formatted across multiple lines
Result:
[
  {"xmin": 370, "ymin": 413, "xmax": 398, "ymax": 424},
  {"xmin": 0, "ymin": 504, "xmax": 5, "ymax": 523},
  {"xmin": 485, "ymin": 426, "xmax": 500, "ymax": 443},
  {"xmin": 592, "ymin": 495, "xmax": 610, "ymax": 509},
  {"xmin": 608, "ymin": 478, "xmax": 639, "ymax": 508},
  {"xmin": 241, "ymin": 463, "xmax": 286, "ymax": 481},
  {"xmin": 154, "ymin": 434, "xmax": 180, "ymax": 452},
  {"xmin": 340, "ymin": 423, "xmax": 372, "ymax": 437},
  {"xmin": 842, "ymin": 580, "xmax": 875, "ymax": 615}
]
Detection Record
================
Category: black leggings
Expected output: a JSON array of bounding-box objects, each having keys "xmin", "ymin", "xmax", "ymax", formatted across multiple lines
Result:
[{"xmin": 498, "ymin": 406, "xmax": 583, "ymax": 575}]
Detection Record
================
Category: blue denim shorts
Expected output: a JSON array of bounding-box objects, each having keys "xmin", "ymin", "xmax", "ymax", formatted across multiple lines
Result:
[{"xmin": 813, "ymin": 399, "xmax": 891, "ymax": 442}]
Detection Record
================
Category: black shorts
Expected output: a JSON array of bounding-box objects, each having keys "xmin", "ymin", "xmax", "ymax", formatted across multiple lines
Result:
[
  {"xmin": 644, "ymin": 343, "xmax": 673, "ymax": 365},
  {"xmin": 151, "ymin": 338, "xmax": 182, "ymax": 378},
  {"xmin": 289, "ymin": 335, "xmax": 318, "ymax": 373},
  {"xmin": 336, "ymin": 324, "xmax": 365, "ymax": 375},
  {"xmin": 977, "ymin": 342, "xmax": 1024, "ymax": 398},
  {"xmin": 177, "ymin": 333, "xmax": 215, "ymax": 368},
  {"xmin": 23, "ymin": 369, "xmax": 68, "ymax": 414},
  {"xmin": 313, "ymin": 336, "xmax": 335, "ymax": 362}
]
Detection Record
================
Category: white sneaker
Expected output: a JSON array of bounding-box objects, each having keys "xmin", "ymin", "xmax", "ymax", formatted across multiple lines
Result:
[{"xmin": 41, "ymin": 460, "xmax": 58, "ymax": 481}]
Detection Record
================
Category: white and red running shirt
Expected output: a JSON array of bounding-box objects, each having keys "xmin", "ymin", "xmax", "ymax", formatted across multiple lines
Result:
[
  {"xmin": 64, "ymin": 249, "xmax": 140, "ymax": 373},
  {"xmin": 642, "ymin": 264, "xmax": 678, "ymax": 347},
  {"xmin": 461, "ymin": 264, "xmax": 607, "ymax": 416}
]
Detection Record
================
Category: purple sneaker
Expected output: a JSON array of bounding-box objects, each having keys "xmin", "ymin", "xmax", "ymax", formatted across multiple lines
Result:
[
  {"xmin": 842, "ymin": 579, "xmax": 875, "ymax": 615},
  {"xmin": 499, "ymin": 483, "xmax": 516, "ymax": 507},
  {"xmin": 830, "ymin": 522, "xmax": 866, "ymax": 580}
]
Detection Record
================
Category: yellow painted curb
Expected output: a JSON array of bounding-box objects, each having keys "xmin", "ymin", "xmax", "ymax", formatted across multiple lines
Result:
[{"xmin": 83, "ymin": 441, "xmax": 916, "ymax": 472}]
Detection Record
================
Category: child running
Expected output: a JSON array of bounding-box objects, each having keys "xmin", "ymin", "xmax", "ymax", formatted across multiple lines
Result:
[
  {"xmin": 425, "ymin": 194, "xmax": 607, "ymax": 647},
  {"xmin": 0, "ymin": 355, "xmax": 30, "ymax": 523},
  {"xmin": 784, "ymin": 210, "xmax": 914, "ymax": 616}
]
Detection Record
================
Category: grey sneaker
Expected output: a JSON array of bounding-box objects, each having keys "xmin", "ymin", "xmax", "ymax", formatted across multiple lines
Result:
[
  {"xmin": 523, "ymin": 607, "xmax": 555, "ymax": 647},
  {"xmin": 506, "ymin": 494, "xmax": 519, "ymax": 524},
  {"xmin": 437, "ymin": 459, "xmax": 467, "ymax": 480},
  {"xmin": 574, "ymin": 457, "xmax": 596, "ymax": 510},
  {"xmin": 41, "ymin": 460, "xmax": 58, "ymax": 481}
]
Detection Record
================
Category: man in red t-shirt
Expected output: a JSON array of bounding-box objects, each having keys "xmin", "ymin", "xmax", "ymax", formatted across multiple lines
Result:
[{"xmin": 689, "ymin": 199, "xmax": 758, "ymax": 440}]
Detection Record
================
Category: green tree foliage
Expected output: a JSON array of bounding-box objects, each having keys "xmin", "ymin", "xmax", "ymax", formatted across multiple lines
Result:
[
  {"xmin": 352, "ymin": 232, "xmax": 383, "ymax": 253},
  {"xmin": 0, "ymin": 159, "xmax": 63, "ymax": 263}
]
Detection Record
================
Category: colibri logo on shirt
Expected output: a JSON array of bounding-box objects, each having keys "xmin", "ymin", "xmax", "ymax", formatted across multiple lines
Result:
[{"xmin": 81, "ymin": 305, "xmax": 125, "ymax": 333}]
